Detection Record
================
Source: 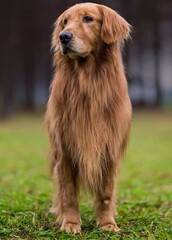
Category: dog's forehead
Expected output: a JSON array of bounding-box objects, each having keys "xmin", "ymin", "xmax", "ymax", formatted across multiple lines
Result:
[{"xmin": 64, "ymin": 3, "xmax": 101, "ymax": 19}]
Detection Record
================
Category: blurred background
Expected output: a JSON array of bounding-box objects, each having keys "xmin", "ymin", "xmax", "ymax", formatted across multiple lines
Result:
[{"xmin": 0, "ymin": 0, "xmax": 172, "ymax": 118}]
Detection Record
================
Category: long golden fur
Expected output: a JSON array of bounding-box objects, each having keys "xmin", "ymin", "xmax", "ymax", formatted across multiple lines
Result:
[{"xmin": 45, "ymin": 3, "xmax": 132, "ymax": 233}]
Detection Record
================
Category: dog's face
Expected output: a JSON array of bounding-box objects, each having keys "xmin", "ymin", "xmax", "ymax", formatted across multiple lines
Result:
[{"xmin": 52, "ymin": 3, "xmax": 130, "ymax": 58}]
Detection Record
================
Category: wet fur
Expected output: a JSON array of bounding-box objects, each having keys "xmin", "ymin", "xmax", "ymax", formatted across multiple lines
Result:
[{"xmin": 45, "ymin": 3, "xmax": 132, "ymax": 233}]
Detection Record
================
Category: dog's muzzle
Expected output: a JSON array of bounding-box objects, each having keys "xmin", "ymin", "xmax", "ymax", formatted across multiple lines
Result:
[
  {"xmin": 59, "ymin": 31, "xmax": 73, "ymax": 45},
  {"xmin": 59, "ymin": 31, "xmax": 88, "ymax": 58},
  {"xmin": 59, "ymin": 31, "xmax": 75, "ymax": 55}
]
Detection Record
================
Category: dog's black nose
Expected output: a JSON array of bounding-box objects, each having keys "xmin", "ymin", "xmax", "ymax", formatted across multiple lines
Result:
[{"xmin": 59, "ymin": 32, "xmax": 73, "ymax": 44}]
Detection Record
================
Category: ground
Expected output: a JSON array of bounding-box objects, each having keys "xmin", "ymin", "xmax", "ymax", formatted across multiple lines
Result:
[{"xmin": 0, "ymin": 111, "xmax": 172, "ymax": 239}]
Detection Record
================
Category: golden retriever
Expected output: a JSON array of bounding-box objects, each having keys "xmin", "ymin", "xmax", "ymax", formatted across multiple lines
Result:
[{"xmin": 45, "ymin": 3, "xmax": 132, "ymax": 233}]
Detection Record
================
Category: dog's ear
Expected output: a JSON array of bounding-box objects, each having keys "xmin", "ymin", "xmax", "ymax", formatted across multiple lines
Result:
[
  {"xmin": 99, "ymin": 5, "xmax": 131, "ymax": 44},
  {"xmin": 52, "ymin": 13, "xmax": 64, "ymax": 50}
]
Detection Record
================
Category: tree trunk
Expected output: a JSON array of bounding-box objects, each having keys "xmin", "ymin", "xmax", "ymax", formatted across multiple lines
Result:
[
  {"xmin": 21, "ymin": 0, "xmax": 37, "ymax": 111},
  {"xmin": 0, "ymin": 0, "xmax": 13, "ymax": 118}
]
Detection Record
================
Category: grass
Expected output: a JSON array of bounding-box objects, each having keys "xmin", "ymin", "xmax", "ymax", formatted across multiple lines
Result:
[{"xmin": 0, "ymin": 111, "xmax": 172, "ymax": 239}]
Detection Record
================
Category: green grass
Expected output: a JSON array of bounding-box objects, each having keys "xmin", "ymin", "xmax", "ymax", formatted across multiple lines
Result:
[{"xmin": 0, "ymin": 112, "xmax": 172, "ymax": 239}]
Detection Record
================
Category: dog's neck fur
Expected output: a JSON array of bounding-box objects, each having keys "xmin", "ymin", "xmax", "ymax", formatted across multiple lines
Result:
[
  {"xmin": 52, "ymin": 43, "xmax": 127, "ymax": 114},
  {"xmin": 54, "ymin": 43, "xmax": 124, "ymax": 86}
]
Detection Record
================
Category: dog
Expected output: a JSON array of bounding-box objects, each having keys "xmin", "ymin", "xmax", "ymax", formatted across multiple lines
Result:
[{"xmin": 45, "ymin": 3, "xmax": 132, "ymax": 233}]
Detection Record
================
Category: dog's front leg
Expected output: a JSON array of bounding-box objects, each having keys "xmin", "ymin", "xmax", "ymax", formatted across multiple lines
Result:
[
  {"xmin": 52, "ymin": 153, "xmax": 81, "ymax": 233},
  {"xmin": 95, "ymin": 164, "xmax": 120, "ymax": 232}
]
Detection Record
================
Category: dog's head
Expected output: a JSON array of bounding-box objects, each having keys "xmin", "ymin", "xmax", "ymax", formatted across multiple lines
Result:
[{"xmin": 52, "ymin": 3, "xmax": 131, "ymax": 59}]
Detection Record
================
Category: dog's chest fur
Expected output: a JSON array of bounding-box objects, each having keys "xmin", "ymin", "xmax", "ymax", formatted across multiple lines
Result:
[
  {"xmin": 58, "ymin": 68, "xmax": 110, "ymax": 154},
  {"xmin": 48, "ymin": 57, "xmax": 131, "ymax": 187}
]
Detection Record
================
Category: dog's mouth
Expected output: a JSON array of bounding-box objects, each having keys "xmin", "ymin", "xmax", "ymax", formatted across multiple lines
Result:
[
  {"xmin": 62, "ymin": 45, "xmax": 76, "ymax": 55},
  {"xmin": 61, "ymin": 44, "xmax": 90, "ymax": 58}
]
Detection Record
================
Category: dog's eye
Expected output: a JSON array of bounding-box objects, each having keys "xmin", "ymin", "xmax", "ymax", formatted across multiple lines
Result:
[
  {"xmin": 83, "ymin": 16, "xmax": 93, "ymax": 23},
  {"xmin": 64, "ymin": 19, "xmax": 68, "ymax": 25}
]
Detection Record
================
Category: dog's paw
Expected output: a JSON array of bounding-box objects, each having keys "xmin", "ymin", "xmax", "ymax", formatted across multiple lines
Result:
[
  {"xmin": 100, "ymin": 223, "xmax": 120, "ymax": 232},
  {"xmin": 60, "ymin": 222, "xmax": 81, "ymax": 234}
]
